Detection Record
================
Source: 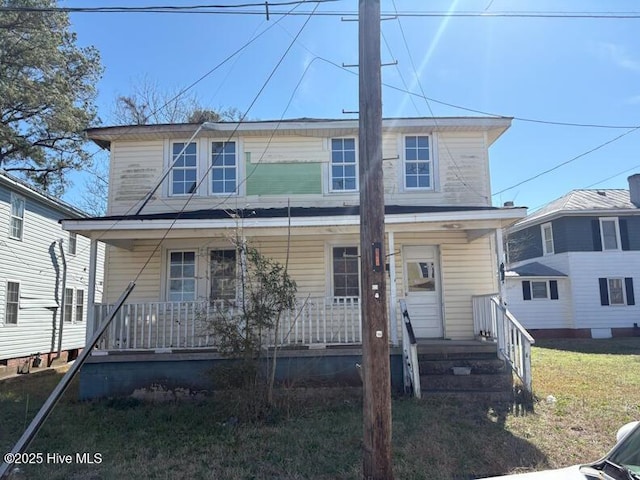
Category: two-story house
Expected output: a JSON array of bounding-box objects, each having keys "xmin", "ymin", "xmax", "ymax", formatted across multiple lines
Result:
[
  {"xmin": 62, "ymin": 117, "xmax": 528, "ymax": 399},
  {"xmin": 0, "ymin": 171, "xmax": 104, "ymax": 375},
  {"xmin": 505, "ymin": 174, "xmax": 640, "ymax": 339}
]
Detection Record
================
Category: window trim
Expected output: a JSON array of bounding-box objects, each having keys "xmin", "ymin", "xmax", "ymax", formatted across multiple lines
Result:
[
  {"xmin": 402, "ymin": 134, "xmax": 434, "ymax": 191},
  {"xmin": 209, "ymin": 140, "xmax": 239, "ymax": 196},
  {"xmin": 522, "ymin": 279, "xmax": 559, "ymax": 301},
  {"xmin": 75, "ymin": 289, "xmax": 85, "ymax": 322},
  {"xmin": 9, "ymin": 193, "xmax": 25, "ymax": 241},
  {"xmin": 209, "ymin": 248, "xmax": 239, "ymax": 303},
  {"xmin": 541, "ymin": 222, "xmax": 554, "ymax": 256},
  {"xmin": 169, "ymin": 140, "xmax": 199, "ymax": 197},
  {"xmin": 328, "ymin": 244, "xmax": 361, "ymax": 300},
  {"xmin": 329, "ymin": 137, "xmax": 358, "ymax": 193},
  {"xmin": 599, "ymin": 217, "xmax": 621, "ymax": 251},
  {"xmin": 63, "ymin": 287, "xmax": 74, "ymax": 323},
  {"xmin": 4, "ymin": 280, "xmax": 20, "ymax": 325},
  {"xmin": 607, "ymin": 277, "xmax": 626, "ymax": 306},
  {"xmin": 166, "ymin": 250, "xmax": 198, "ymax": 302},
  {"xmin": 68, "ymin": 232, "xmax": 77, "ymax": 255}
]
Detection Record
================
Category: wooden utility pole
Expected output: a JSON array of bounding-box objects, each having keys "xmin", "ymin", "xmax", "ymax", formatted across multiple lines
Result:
[{"xmin": 358, "ymin": 0, "xmax": 393, "ymax": 478}]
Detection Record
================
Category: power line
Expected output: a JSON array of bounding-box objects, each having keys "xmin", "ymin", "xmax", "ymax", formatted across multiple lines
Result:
[{"xmin": 492, "ymin": 126, "xmax": 640, "ymax": 196}]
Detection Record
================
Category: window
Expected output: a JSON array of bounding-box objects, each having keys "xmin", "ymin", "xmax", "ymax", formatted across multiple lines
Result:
[
  {"xmin": 9, "ymin": 194, "xmax": 25, "ymax": 240},
  {"xmin": 5, "ymin": 282, "xmax": 19, "ymax": 324},
  {"xmin": 332, "ymin": 247, "xmax": 359, "ymax": 298},
  {"xmin": 168, "ymin": 251, "xmax": 196, "ymax": 301},
  {"xmin": 600, "ymin": 218, "xmax": 620, "ymax": 251},
  {"xmin": 171, "ymin": 142, "xmax": 198, "ymax": 195},
  {"xmin": 522, "ymin": 280, "xmax": 559, "ymax": 301},
  {"xmin": 599, "ymin": 277, "xmax": 635, "ymax": 306},
  {"xmin": 211, "ymin": 141, "xmax": 237, "ymax": 194},
  {"xmin": 407, "ymin": 262, "xmax": 436, "ymax": 292},
  {"xmin": 330, "ymin": 138, "xmax": 357, "ymax": 191},
  {"xmin": 404, "ymin": 135, "xmax": 432, "ymax": 189},
  {"xmin": 210, "ymin": 250, "xmax": 237, "ymax": 301},
  {"xmin": 76, "ymin": 289, "xmax": 84, "ymax": 322},
  {"xmin": 64, "ymin": 288, "xmax": 74, "ymax": 322},
  {"xmin": 541, "ymin": 223, "xmax": 554, "ymax": 255},
  {"xmin": 68, "ymin": 233, "xmax": 77, "ymax": 255}
]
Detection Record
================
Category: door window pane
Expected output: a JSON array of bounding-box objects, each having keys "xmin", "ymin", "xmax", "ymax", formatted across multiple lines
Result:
[{"xmin": 407, "ymin": 261, "xmax": 435, "ymax": 292}]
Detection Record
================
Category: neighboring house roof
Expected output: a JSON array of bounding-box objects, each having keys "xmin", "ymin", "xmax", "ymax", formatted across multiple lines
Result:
[
  {"xmin": 506, "ymin": 262, "xmax": 567, "ymax": 278},
  {"xmin": 85, "ymin": 116, "xmax": 513, "ymax": 151},
  {"xmin": 512, "ymin": 188, "xmax": 639, "ymax": 231},
  {"xmin": 0, "ymin": 170, "xmax": 88, "ymax": 219}
]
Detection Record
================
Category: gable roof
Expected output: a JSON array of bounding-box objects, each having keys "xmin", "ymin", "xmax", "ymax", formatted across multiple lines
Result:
[
  {"xmin": 0, "ymin": 170, "xmax": 88, "ymax": 219},
  {"xmin": 512, "ymin": 188, "xmax": 638, "ymax": 231},
  {"xmin": 506, "ymin": 262, "xmax": 567, "ymax": 278}
]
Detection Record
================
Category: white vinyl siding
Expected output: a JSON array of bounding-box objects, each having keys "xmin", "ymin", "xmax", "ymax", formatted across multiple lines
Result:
[
  {"xmin": 5, "ymin": 281, "xmax": 20, "ymax": 324},
  {"xmin": 599, "ymin": 218, "xmax": 620, "ymax": 251},
  {"xmin": 9, "ymin": 193, "xmax": 25, "ymax": 240},
  {"xmin": 541, "ymin": 223, "xmax": 554, "ymax": 255}
]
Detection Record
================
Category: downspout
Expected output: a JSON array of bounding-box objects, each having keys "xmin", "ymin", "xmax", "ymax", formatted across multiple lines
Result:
[{"xmin": 55, "ymin": 239, "xmax": 68, "ymax": 360}]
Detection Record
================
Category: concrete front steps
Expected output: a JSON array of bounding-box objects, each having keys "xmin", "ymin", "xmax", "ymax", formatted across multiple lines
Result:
[{"xmin": 416, "ymin": 341, "xmax": 514, "ymax": 403}]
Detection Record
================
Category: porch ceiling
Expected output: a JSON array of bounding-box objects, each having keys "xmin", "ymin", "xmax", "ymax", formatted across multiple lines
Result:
[{"xmin": 62, "ymin": 206, "xmax": 526, "ymax": 247}]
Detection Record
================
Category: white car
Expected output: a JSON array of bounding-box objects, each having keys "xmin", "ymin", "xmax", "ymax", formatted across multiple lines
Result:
[{"xmin": 481, "ymin": 421, "xmax": 640, "ymax": 480}]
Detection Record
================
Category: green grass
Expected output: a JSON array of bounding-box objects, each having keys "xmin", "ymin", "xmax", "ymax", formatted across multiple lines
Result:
[{"xmin": 1, "ymin": 338, "xmax": 639, "ymax": 479}]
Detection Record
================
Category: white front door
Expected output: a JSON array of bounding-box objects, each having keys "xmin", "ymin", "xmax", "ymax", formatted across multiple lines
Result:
[{"xmin": 403, "ymin": 246, "xmax": 443, "ymax": 338}]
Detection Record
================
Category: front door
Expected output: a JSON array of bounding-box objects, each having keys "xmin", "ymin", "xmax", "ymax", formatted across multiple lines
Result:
[{"xmin": 403, "ymin": 246, "xmax": 443, "ymax": 338}]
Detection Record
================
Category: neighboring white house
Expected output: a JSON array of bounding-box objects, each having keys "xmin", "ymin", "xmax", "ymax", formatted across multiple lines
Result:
[
  {"xmin": 0, "ymin": 170, "xmax": 104, "ymax": 372},
  {"xmin": 505, "ymin": 175, "xmax": 640, "ymax": 339},
  {"xmin": 62, "ymin": 117, "xmax": 530, "ymax": 398}
]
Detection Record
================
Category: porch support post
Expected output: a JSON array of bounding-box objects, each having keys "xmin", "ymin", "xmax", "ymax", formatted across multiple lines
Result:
[
  {"xmin": 495, "ymin": 228, "xmax": 506, "ymax": 305},
  {"xmin": 86, "ymin": 238, "xmax": 98, "ymax": 343},
  {"xmin": 388, "ymin": 231, "xmax": 398, "ymax": 345}
]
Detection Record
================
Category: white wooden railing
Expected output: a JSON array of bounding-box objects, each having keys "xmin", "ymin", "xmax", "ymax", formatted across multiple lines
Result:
[
  {"xmin": 93, "ymin": 297, "xmax": 361, "ymax": 351},
  {"xmin": 472, "ymin": 294, "xmax": 535, "ymax": 392},
  {"xmin": 399, "ymin": 299, "xmax": 421, "ymax": 398}
]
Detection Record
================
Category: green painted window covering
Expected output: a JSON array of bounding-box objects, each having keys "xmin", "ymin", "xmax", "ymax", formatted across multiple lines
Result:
[{"xmin": 245, "ymin": 154, "xmax": 322, "ymax": 195}]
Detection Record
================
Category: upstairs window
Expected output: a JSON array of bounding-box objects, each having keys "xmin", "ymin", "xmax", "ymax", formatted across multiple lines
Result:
[
  {"xmin": 68, "ymin": 233, "xmax": 77, "ymax": 255},
  {"xmin": 332, "ymin": 246, "xmax": 360, "ymax": 298},
  {"xmin": 599, "ymin": 218, "xmax": 620, "ymax": 251},
  {"xmin": 404, "ymin": 135, "xmax": 432, "ymax": 189},
  {"xmin": 541, "ymin": 223, "xmax": 554, "ymax": 255},
  {"xmin": 211, "ymin": 141, "xmax": 237, "ymax": 194},
  {"xmin": 171, "ymin": 142, "xmax": 198, "ymax": 195},
  {"xmin": 210, "ymin": 250, "xmax": 237, "ymax": 302},
  {"xmin": 330, "ymin": 138, "xmax": 357, "ymax": 192},
  {"xmin": 168, "ymin": 251, "xmax": 196, "ymax": 301},
  {"xmin": 9, "ymin": 194, "xmax": 25, "ymax": 240},
  {"xmin": 5, "ymin": 281, "xmax": 19, "ymax": 324}
]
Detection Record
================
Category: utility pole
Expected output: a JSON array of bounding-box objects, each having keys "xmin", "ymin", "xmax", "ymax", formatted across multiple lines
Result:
[{"xmin": 358, "ymin": 0, "xmax": 393, "ymax": 479}]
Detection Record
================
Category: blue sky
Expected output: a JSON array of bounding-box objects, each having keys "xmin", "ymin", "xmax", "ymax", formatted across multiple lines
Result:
[{"xmin": 62, "ymin": 0, "xmax": 640, "ymax": 212}]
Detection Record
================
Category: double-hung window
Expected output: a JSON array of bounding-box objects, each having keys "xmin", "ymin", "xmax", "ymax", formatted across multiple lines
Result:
[
  {"xmin": 211, "ymin": 142, "xmax": 237, "ymax": 194},
  {"xmin": 64, "ymin": 288, "xmax": 74, "ymax": 322},
  {"xmin": 541, "ymin": 223, "xmax": 554, "ymax": 255},
  {"xmin": 9, "ymin": 194, "xmax": 25, "ymax": 240},
  {"xmin": 404, "ymin": 135, "xmax": 432, "ymax": 189},
  {"xmin": 76, "ymin": 289, "xmax": 84, "ymax": 322},
  {"xmin": 168, "ymin": 251, "xmax": 196, "ymax": 301},
  {"xmin": 599, "ymin": 218, "xmax": 620, "ymax": 250},
  {"xmin": 599, "ymin": 277, "xmax": 635, "ymax": 306},
  {"xmin": 5, "ymin": 281, "xmax": 19, "ymax": 324},
  {"xmin": 332, "ymin": 246, "xmax": 360, "ymax": 299},
  {"xmin": 330, "ymin": 138, "xmax": 357, "ymax": 192},
  {"xmin": 210, "ymin": 250, "xmax": 237, "ymax": 302},
  {"xmin": 69, "ymin": 233, "xmax": 77, "ymax": 255},
  {"xmin": 522, "ymin": 280, "xmax": 559, "ymax": 300},
  {"xmin": 171, "ymin": 142, "xmax": 198, "ymax": 195}
]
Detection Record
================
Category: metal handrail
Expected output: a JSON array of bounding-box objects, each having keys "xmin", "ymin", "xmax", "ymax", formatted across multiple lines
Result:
[{"xmin": 399, "ymin": 299, "xmax": 421, "ymax": 398}]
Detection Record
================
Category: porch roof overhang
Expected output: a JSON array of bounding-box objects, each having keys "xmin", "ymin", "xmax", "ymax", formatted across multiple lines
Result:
[{"xmin": 62, "ymin": 205, "xmax": 527, "ymax": 248}]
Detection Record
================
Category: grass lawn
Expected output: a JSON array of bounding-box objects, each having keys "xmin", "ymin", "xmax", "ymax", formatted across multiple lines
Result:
[{"xmin": 1, "ymin": 337, "xmax": 639, "ymax": 480}]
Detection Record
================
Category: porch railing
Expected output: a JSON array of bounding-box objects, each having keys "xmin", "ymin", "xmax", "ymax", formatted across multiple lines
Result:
[
  {"xmin": 93, "ymin": 297, "xmax": 361, "ymax": 351},
  {"xmin": 472, "ymin": 294, "xmax": 535, "ymax": 392},
  {"xmin": 399, "ymin": 299, "xmax": 421, "ymax": 398}
]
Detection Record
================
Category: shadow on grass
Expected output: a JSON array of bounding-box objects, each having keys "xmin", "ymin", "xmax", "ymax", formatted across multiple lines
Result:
[{"xmin": 534, "ymin": 337, "xmax": 640, "ymax": 355}]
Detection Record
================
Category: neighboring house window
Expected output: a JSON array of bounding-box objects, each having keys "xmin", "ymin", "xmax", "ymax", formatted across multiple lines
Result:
[
  {"xmin": 541, "ymin": 223, "xmax": 554, "ymax": 255},
  {"xmin": 330, "ymin": 138, "xmax": 357, "ymax": 192},
  {"xmin": 68, "ymin": 233, "xmax": 77, "ymax": 255},
  {"xmin": 599, "ymin": 218, "xmax": 620, "ymax": 251},
  {"xmin": 5, "ymin": 281, "xmax": 19, "ymax": 324},
  {"xmin": 76, "ymin": 289, "xmax": 84, "ymax": 322},
  {"xmin": 332, "ymin": 246, "xmax": 359, "ymax": 298},
  {"xmin": 64, "ymin": 288, "xmax": 74, "ymax": 322},
  {"xmin": 9, "ymin": 194, "xmax": 25, "ymax": 240},
  {"xmin": 171, "ymin": 142, "xmax": 198, "ymax": 195},
  {"xmin": 168, "ymin": 251, "xmax": 196, "ymax": 301},
  {"xmin": 404, "ymin": 135, "xmax": 432, "ymax": 189},
  {"xmin": 210, "ymin": 250, "xmax": 237, "ymax": 301},
  {"xmin": 211, "ymin": 141, "xmax": 237, "ymax": 194},
  {"xmin": 599, "ymin": 277, "xmax": 635, "ymax": 306},
  {"xmin": 522, "ymin": 280, "xmax": 559, "ymax": 300}
]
